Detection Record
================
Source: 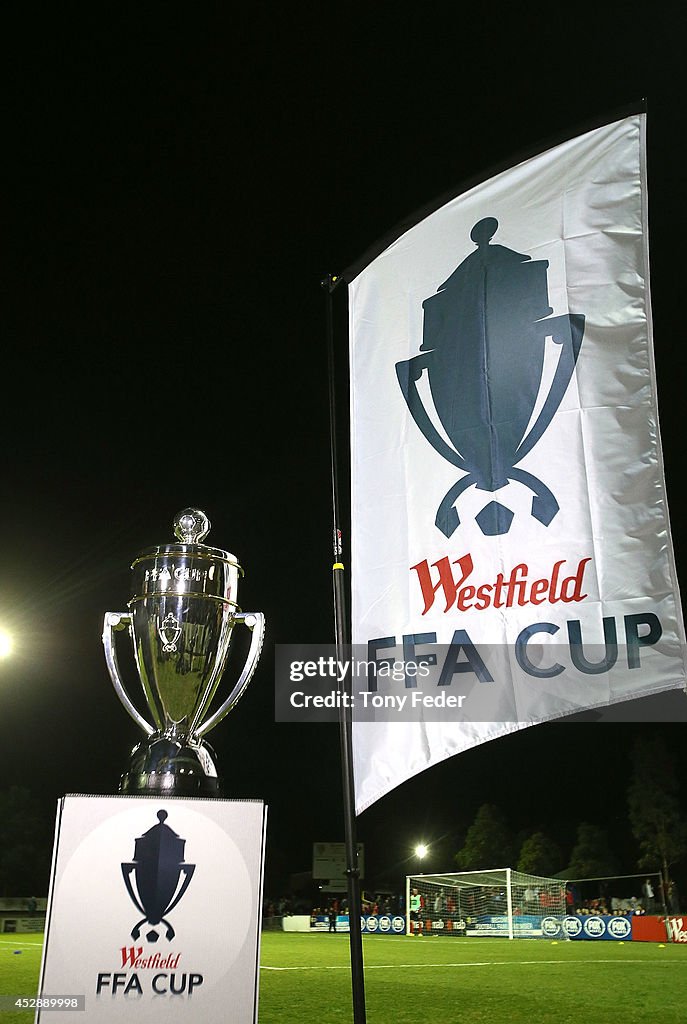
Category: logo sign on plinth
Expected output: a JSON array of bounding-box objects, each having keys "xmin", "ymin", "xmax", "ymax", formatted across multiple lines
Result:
[
  {"xmin": 347, "ymin": 111, "xmax": 686, "ymax": 813},
  {"xmin": 38, "ymin": 795, "xmax": 267, "ymax": 1023}
]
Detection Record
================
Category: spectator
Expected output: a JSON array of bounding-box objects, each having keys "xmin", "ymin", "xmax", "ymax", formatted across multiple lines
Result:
[
  {"xmin": 667, "ymin": 879, "xmax": 680, "ymax": 915},
  {"xmin": 642, "ymin": 878, "xmax": 655, "ymax": 913}
]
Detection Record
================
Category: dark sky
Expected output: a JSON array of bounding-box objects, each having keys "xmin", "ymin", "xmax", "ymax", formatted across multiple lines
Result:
[{"xmin": 2, "ymin": 5, "xmax": 687, "ymax": 897}]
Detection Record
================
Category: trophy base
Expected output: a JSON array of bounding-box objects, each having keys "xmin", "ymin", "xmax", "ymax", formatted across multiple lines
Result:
[{"xmin": 119, "ymin": 736, "xmax": 222, "ymax": 798}]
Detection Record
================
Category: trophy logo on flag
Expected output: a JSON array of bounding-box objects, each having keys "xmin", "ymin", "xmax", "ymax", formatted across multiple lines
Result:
[
  {"xmin": 396, "ymin": 217, "xmax": 585, "ymax": 537},
  {"xmin": 121, "ymin": 809, "xmax": 195, "ymax": 942},
  {"xmin": 103, "ymin": 508, "xmax": 265, "ymax": 796}
]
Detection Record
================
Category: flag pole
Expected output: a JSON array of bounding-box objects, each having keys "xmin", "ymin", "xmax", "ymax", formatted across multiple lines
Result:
[{"xmin": 322, "ymin": 271, "xmax": 367, "ymax": 1024}]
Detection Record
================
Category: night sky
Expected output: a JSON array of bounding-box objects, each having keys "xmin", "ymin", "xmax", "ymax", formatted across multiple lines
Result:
[{"xmin": 3, "ymin": 5, "xmax": 686, "ymax": 900}]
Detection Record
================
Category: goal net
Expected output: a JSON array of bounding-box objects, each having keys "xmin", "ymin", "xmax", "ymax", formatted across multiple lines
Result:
[{"xmin": 406, "ymin": 868, "xmax": 568, "ymax": 939}]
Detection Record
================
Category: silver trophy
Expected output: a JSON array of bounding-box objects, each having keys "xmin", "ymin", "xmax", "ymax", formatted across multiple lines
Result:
[{"xmin": 102, "ymin": 508, "xmax": 265, "ymax": 796}]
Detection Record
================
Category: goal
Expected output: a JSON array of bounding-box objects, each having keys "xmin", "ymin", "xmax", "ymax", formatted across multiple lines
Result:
[{"xmin": 406, "ymin": 868, "xmax": 568, "ymax": 939}]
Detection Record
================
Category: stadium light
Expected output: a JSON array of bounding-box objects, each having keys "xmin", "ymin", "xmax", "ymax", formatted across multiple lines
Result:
[
  {"xmin": 414, "ymin": 843, "xmax": 429, "ymax": 860},
  {"xmin": 0, "ymin": 630, "xmax": 12, "ymax": 657}
]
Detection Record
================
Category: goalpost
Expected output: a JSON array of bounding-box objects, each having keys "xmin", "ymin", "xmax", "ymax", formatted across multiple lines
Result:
[{"xmin": 406, "ymin": 868, "xmax": 568, "ymax": 939}]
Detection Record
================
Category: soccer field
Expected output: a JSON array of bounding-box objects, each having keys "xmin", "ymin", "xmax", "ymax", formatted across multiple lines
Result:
[{"xmin": 2, "ymin": 931, "xmax": 686, "ymax": 1023}]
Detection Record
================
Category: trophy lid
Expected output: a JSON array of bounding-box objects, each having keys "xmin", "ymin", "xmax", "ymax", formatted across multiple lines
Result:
[
  {"xmin": 438, "ymin": 217, "xmax": 534, "ymax": 289},
  {"xmin": 131, "ymin": 508, "xmax": 241, "ymax": 568},
  {"xmin": 133, "ymin": 809, "xmax": 187, "ymax": 864},
  {"xmin": 128, "ymin": 508, "xmax": 244, "ymax": 605},
  {"xmin": 423, "ymin": 217, "xmax": 553, "ymax": 331}
]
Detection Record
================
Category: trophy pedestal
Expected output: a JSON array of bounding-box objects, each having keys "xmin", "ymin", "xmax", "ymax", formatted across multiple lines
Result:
[
  {"xmin": 38, "ymin": 795, "xmax": 267, "ymax": 1023},
  {"xmin": 120, "ymin": 735, "xmax": 222, "ymax": 797}
]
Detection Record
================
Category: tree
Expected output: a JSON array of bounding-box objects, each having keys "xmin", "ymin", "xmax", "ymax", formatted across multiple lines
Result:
[
  {"xmin": 564, "ymin": 823, "xmax": 618, "ymax": 879},
  {"xmin": 517, "ymin": 831, "xmax": 562, "ymax": 877},
  {"xmin": 0, "ymin": 787, "xmax": 52, "ymax": 896},
  {"xmin": 627, "ymin": 734, "xmax": 687, "ymax": 889},
  {"xmin": 454, "ymin": 804, "xmax": 516, "ymax": 870}
]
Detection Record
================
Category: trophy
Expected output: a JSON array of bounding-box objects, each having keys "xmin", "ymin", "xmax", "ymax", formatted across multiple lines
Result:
[
  {"xmin": 102, "ymin": 508, "xmax": 265, "ymax": 796},
  {"xmin": 121, "ymin": 810, "xmax": 195, "ymax": 942},
  {"xmin": 396, "ymin": 217, "xmax": 585, "ymax": 538}
]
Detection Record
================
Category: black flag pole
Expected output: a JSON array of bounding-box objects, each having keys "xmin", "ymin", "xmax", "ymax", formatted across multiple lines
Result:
[{"xmin": 322, "ymin": 271, "xmax": 367, "ymax": 1024}]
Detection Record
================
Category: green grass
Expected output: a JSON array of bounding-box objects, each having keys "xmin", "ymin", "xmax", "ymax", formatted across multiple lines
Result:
[
  {"xmin": 0, "ymin": 934, "xmax": 43, "ymax": 1024},
  {"xmin": 2, "ymin": 931, "xmax": 686, "ymax": 1023}
]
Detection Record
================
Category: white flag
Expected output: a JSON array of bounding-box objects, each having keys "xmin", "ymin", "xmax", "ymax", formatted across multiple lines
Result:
[{"xmin": 347, "ymin": 112, "xmax": 686, "ymax": 815}]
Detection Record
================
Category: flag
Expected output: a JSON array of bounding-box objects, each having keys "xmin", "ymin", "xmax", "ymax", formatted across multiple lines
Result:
[{"xmin": 346, "ymin": 111, "xmax": 686, "ymax": 815}]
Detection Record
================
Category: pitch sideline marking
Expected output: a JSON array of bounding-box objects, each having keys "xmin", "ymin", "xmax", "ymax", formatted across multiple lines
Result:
[{"xmin": 261, "ymin": 958, "xmax": 677, "ymax": 971}]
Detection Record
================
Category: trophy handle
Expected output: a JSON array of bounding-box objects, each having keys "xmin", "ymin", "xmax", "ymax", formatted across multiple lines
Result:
[
  {"xmin": 515, "ymin": 312, "xmax": 585, "ymax": 461},
  {"xmin": 164, "ymin": 863, "xmax": 196, "ymax": 916},
  {"xmin": 396, "ymin": 355, "xmax": 469, "ymax": 471},
  {"xmin": 121, "ymin": 863, "xmax": 146, "ymax": 916},
  {"xmin": 196, "ymin": 612, "xmax": 265, "ymax": 738},
  {"xmin": 102, "ymin": 612, "xmax": 155, "ymax": 737}
]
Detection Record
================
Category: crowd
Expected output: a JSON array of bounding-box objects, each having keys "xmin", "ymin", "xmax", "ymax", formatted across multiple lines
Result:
[
  {"xmin": 263, "ymin": 877, "xmax": 681, "ymax": 923},
  {"xmin": 263, "ymin": 892, "xmax": 404, "ymax": 921},
  {"xmin": 263, "ymin": 897, "xmax": 295, "ymax": 918},
  {"xmin": 571, "ymin": 877, "xmax": 681, "ymax": 916},
  {"xmin": 311, "ymin": 893, "xmax": 403, "ymax": 918}
]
